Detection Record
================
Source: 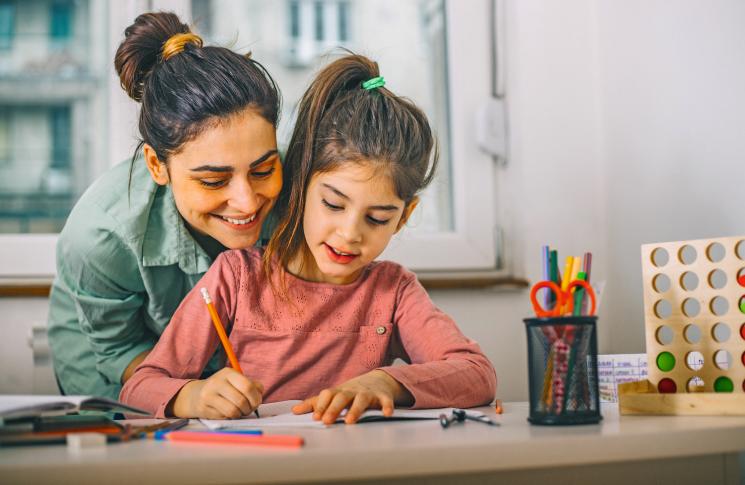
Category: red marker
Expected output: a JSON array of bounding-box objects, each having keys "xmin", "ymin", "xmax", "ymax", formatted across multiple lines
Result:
[{"xmin": 162, "ymin": 430, "xmax": 304, "ymax": 448}]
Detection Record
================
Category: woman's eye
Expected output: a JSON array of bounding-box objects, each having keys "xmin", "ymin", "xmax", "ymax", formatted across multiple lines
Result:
[
  {"xmin": 367, "ymin": 215, "xmax": 390, "ymax": 226},
  {"xmin": 199, "ymin": 179, "xmax": 228, "ymax": 188},
  {"xmin": 322, "ymin": 199, "xmax": 343, "ymax": 211},
  {"xmin": 251, "ymin": 167, "xmax": 276, "ymax": 178}
]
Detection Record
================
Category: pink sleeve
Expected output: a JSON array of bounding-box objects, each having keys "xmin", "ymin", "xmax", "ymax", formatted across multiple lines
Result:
[
  {"xmin": 119, "ymin": 251, "xmax": 240, "ymax": 418},
  {"xmin": 379, "ymin": 272, "xmax": 497, "ymax": 409}
]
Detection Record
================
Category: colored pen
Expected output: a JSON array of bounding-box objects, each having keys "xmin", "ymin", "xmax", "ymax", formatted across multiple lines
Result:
[
  {"xmin": 200, "ymin": 287, "xmax": 260, "ymax": 419},
  {"xmin": 494, "ymin": 399, "xmax": 503, "ymax": 415},
  {"xmin": 541, "ymin": 245, "xmax": 550, "ymax": 307},
  {"xmin": 160, "ymin": 430, "xmax": 303, "ymax": 448},
  {"xmin": 154, "ymin": 429, "xmax": 262, "ymax": 440}
]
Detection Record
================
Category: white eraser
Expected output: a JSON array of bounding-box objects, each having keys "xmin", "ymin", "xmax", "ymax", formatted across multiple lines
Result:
[{"xmin": 67, "ymin": 432, "xmax": 107, "ymax": 453}]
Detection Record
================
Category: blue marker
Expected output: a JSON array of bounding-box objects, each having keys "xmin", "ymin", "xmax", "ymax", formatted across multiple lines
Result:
[{"xmin": 154, "ymin": 429, "xmax": 262, "ymax": 440}]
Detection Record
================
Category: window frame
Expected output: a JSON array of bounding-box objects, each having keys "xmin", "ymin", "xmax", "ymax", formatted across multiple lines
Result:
[{"xmin": 0, "ymin": 0, "xmax": 500, "ymax": 279}]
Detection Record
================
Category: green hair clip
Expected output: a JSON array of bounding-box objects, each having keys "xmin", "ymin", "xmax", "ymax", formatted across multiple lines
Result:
[{"xmin": 362, "ymin": 76, "xmax": 385, "ymax": 91}]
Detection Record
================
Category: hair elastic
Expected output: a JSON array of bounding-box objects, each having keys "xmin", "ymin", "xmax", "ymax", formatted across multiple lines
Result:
[
  {"xmin": 161, "ymin": 32, "xmax": 203, "ymax": 61},
  {"xmin": 362, "ymin": 76, "xmax": 385, "ymax": 91}
]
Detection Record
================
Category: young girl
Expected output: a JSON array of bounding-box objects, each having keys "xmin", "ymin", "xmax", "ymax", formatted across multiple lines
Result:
[{"xmin": 121, "ymin": 55, "xmax": 497, "ymax": 424}]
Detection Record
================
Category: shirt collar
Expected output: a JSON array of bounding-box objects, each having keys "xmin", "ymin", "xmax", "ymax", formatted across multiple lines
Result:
[{"xmin": 141, "ymin": 184, "xmax": 212, "ymax": 274}]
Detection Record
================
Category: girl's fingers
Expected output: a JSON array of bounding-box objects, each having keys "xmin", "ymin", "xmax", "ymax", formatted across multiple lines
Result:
[
  {"xmin": 225, "ymin": 373, "xmax": 264, "ymax": 415},
  {"xmin": 292, "ymin": 397, "xmax": 315, "ymax": 415},
  {"xmin": 313, "ymin": 389, "xmax": 335, "ymax": 420},
  {"xmin": 207, "ymin": 396, "xmax": 243, "ymax": 419},
  {"xmin": 378, "ymin": 393, "xmax": 395, "ymax": 417},
  {"xmin": 321, "ymin": 392, "xmax": 354, "ymax": 425},
  {"xmin": 217, "ymin": 382, "xmax": 254, "ymax": 416},
  {"xmin": 344, "ymin": 393, "xmax": 374, "ymax": 424}
]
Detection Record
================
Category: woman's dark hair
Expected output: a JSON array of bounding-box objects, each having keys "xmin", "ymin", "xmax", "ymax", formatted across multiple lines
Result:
[
  {"xmin": 115, "ymin": 11, "xmax": 280, "ymax": 166},
  {"xmin": 264, "ymin": 53, "xmax": 438, "ymax": 282}
]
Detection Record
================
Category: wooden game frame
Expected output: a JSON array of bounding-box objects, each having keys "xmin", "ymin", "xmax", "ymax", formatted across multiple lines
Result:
[{"xmin": 618, "ymin": 236, "xmax": 745, "ymax": 415}]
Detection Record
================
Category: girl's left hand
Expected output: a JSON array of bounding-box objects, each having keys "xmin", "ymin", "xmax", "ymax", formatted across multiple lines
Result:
[{"xmin": 292, "ymin": 370, "xmax": 413, "ymax": 425}]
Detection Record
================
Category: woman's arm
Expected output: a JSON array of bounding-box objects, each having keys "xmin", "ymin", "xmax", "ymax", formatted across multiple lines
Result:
[{"xmin": 51, "ymin": 211, "xmax": 155, "ymax": 391}]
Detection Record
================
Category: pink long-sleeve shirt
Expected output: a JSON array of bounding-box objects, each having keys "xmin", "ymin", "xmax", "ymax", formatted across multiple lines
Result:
[{"xmin": 120, "ymin": 248, "xmax": 497, "ymax": 417}]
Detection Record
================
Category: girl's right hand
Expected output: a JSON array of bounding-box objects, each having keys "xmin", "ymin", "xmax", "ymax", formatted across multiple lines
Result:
[{"xmin": 169, "ymin": 367, "xmax": 264, "ymax": 419}]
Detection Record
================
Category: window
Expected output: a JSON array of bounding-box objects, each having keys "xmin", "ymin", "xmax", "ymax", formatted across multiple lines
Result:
[
  {"xmin": 50, "ymin": 0, "xmax": 73, "ymax": 45},
  {"xmin": 0, "ymin": 0, "xmax": 13, "ymax": 51},
  {"xmin": 1, "ymin": 0, "xmax": 498, "ymax": 277},
  {"xmin": 0, "ymin": 0, "xmax": 103, "ymax": 277}
]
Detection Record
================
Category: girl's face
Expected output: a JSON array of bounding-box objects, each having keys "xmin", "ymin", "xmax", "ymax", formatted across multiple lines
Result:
[
  {"xmin": 144, "ymin": 109, "xmax": 282, "ymax": 250},
  {"xmin": 293, "ymin": 162, "xmax": 417, "ymax": 285}
]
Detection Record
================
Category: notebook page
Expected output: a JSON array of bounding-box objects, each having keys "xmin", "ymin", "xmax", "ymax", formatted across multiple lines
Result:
[{"xmin": 200, "ymin": 401, "xmax": 478, "ymax": 430}]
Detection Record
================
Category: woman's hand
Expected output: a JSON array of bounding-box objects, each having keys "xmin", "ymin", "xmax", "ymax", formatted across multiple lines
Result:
[
  {"xmin": 169, "ymin": 368, "xmax": 264, "ymax": 419},
  {"xmin": 291, "ymin": 370, "xmax": 413, "ymax": 425}
]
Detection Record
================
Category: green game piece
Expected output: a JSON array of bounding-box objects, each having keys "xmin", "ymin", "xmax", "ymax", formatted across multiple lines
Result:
[
  {"xmin": 656, "ymin": 351, "xmax": 676, "ymax": 372},
  {"xmin": 714, "ymin": 376, "xmax": 734, "ymax": 393},
  {"xmin": 739, "ymin": 297, "xmax": 745, "ymax": 314}
]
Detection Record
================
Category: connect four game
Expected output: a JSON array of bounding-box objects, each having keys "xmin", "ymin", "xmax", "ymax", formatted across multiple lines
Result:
[{"xmin": 618, "ymin": 235, "xmax": 745, "ymax": 415}]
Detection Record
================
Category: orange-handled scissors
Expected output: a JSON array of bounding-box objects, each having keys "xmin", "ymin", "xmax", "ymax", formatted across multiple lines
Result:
[{"xmin": 530, "ymin": 280, "xmax": 597, "ymax": 318}]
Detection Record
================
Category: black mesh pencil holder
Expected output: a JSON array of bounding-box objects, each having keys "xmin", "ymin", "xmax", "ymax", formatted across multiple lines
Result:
[{"xmin": 524, "ymin": 316, "xmax": 602, "ymax": 425}]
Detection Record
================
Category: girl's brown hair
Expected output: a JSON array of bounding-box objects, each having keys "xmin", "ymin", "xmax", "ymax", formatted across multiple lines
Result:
[
  {"xmin": 264, "ymin": 53, "xmax": 438, "ymax": 281},
  {"xmin": 114, "ymin": 12, "xmax": 280, "ymax": 167}
]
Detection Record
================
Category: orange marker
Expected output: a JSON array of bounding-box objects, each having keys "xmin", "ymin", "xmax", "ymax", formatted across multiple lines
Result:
[
  {"xmin": 163, "ymin": 430, "xmax": 304, "ymax": 448},
  {"xmin": 494, "ymin": 399, "xmax": 503, "ymax": 415},
  {"xmin": 200, "ymin": 287, "xmax": 242, "ymax": 374}
]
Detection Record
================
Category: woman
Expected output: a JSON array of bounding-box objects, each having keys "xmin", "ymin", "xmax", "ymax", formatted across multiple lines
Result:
[{"xmin": 48, "ymin": 12, "xmax": 282, "ymax": 399}]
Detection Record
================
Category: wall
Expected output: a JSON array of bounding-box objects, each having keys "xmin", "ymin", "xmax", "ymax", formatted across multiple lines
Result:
[{"xmin": 2, "ymin": 0, "xmax": 744, "ymax": 402}]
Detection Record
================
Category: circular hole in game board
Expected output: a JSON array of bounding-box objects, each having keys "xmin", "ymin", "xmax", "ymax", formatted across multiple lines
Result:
[
  {"xmin": 737, "ymin": 240, "xmax": 745, "ymax": 260},
  {"xmin": 655, "ymin": 325, "xmax": 674, "ymax": 345},
  {"xmin": 714, "ymin": 350, "xmax": 733, "ymax": 370},
  {"xmin": 712, "ymin": 322, "xmax": 731, "ymax": 343},
  {"xmin": 741, "ymin": 322, "xmax": 745, "ymax": 340},
  {"xmin": 680, "ymin": 271, "xmax": 699, "ymax": 291},
  {"xmin": 706, "ymin": 242, "xmax": 726, "ymax": 262},
  {"xmin": 651, "ymin": 248, "xmax": 669, "ymax": 267},
  {"xmin": 678, "ymin": 245, "xmax": 697, "ymax": 265},
  {"xmin": 682, "ymin": 298, "xmax": 700, "ymax": 317},
  {"xmin": 685, "ymin": 351, "xmax": 704, "ymax": 371},
  {"xmin": 658, "ymin": 378, "xmax": 677, "ymax": 393},
  {"xmin": 654, "ymin": 300, "xmax": 672, "ymax": 319},
  {"xmin": 652, "ymin": 274, "xmax": 671, "ymax": 293},
  {"xmin": 710, "ymin": 296, "xmax": 729, "ymax": 316},
  {"xmin": 656, "ymin": 351, "xmax": 676, "ymax": 372},
  {"xmin": 714, "ymin": 376, "xmax": 734, "ymax": 393},
  {"xmin": 683, "ymin": 324, "xmax": 701, "ymax": 344},
  {"xmin": 686, "ymin": 376, "xmax": 705, "ymax": 393},
  {"xmin": 742, "ymin": 351, "xmax": 745, "ymax": 367},
  {"xmin": 738, "ymin": 268, "xmax": 745, "ymax": 287},
  {"xmin": 708, "ymin": 269, "xmax": 728, "ymax": 290},
  {"xmin": 739, "ymin": 296, "xmax": 745, "ymax": 314}
]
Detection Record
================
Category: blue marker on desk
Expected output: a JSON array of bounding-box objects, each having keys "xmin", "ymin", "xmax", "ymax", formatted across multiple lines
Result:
[{"xmin": 154, "ymin": 429, "xmax": 262, "ymax": 440}]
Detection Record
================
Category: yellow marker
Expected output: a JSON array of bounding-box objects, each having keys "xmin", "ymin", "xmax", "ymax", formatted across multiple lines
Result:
[
  {"xmin": 570, "ymin": 256, "xmax": 581, "ymax": 283},
  {"xmin": 561, "ymin": 256, "xmax": 574, "ymax": 292}
]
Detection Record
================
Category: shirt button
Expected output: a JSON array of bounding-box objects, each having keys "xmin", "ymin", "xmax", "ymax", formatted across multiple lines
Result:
[{"xmin": 376, "ymin": 326, "xmax": 386, "ymax": 335}]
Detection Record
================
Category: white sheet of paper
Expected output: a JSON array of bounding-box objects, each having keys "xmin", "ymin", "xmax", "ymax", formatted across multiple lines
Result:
[{"xmin": 200, "ymin": 400, "xmax": 484, "ymax": 430}]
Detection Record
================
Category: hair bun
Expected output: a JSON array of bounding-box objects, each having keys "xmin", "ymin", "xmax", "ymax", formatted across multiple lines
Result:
[{"xmin": 114, "ymin": 12, "xmax": 191, "ymax": 102}]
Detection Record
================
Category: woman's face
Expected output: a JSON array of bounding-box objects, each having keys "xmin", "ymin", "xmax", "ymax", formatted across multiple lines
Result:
[{"xmin": 145, "ymin": 108, "xmax": 282, "ymax": 250}]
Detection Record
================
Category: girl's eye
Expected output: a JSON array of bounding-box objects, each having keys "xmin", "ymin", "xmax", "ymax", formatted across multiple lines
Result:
[
  {"xmin": 199, "ymin": 179, "xmax": 228, "ymax": 188},
  {"xmin": 322, "ymin": 199, "xmax": 343, "ymax": 211},
  {"xmin": 367, "ymin": 215, "xmax": 391, "ymax": 226},
  {"xmin": 251, "ymin": 167, "xmax": 276, "ymax": 178}
]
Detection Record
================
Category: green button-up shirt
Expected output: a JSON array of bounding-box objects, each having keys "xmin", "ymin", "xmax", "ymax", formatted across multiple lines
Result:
[{"xmin": 48, "ymin": 158, "xmax": 248, "ymax": 400}]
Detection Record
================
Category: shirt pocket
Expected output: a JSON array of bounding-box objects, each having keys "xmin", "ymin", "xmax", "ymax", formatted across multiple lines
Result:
[{"xmin": 358, "ymin": 323, "xmax": 394, "ymax": 368}]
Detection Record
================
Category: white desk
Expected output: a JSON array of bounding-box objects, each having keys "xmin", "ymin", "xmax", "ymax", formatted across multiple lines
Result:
[{"xmin": 1, "ymin": 403, "xmax": 744, "ymax": 485}]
